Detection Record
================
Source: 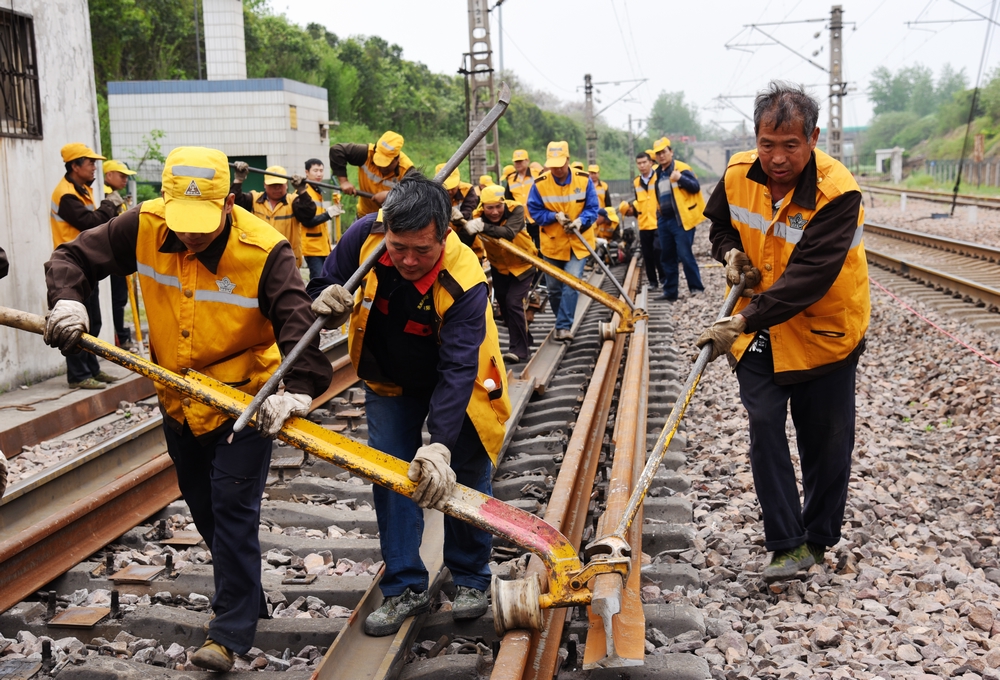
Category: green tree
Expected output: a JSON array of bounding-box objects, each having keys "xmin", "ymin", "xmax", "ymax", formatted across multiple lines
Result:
[{"xmin": 648, "ymin": 91, "xmax": 701, "ymax": 138}]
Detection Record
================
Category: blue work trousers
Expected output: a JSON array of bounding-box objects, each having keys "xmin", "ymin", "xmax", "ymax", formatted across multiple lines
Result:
[
  {"xmin": 66, "ymin": 285, "xmax": 101, "ymax": 383},
  {"xmin": 164, "ymin": 421, "xmax": 272, "ymax": 654},
  {"xmin": 657, "ymin": 216, "xmax": 703, "ymax": 299},
  {"xmin": 305, "ymin": 256, "xmax": 326, "ymax": 281},
  {"xmin": 736, "ymin": 333, "xmax": 858, "ymax": 552},
  {"xmin": 543, "ymin": 251, "xmax": 587, "ymax": 331},
  {"xmin": 365, "ymin": 387, "xmax": 494, "ymax": 597}
]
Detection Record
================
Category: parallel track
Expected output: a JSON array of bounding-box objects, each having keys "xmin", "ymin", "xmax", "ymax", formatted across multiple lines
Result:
[{"xmin": 859, "ymin": 183, "xmax": 1000, "ymax": 210}]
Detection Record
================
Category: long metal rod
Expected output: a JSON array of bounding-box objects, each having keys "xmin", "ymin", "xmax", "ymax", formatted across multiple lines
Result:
[
  {"xmin": 126, "ymin": 274, "xmax": 147, "ymax": 359},
  {"xmin": 228, "ymin": 163, "xmax": 375, "ymax": 198},
  {"xmin": 571, "ymin": 227, "xmax": 636, "ymax": 310},
  {"xmin": 232, "ymin": 82, "xmax": 513, "ymax": 433}
]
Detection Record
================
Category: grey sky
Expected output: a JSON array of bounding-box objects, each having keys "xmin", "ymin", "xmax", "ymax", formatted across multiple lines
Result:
[{"xmin": 274, "ymin": 0, "xmax": 999, "ymax": 136}]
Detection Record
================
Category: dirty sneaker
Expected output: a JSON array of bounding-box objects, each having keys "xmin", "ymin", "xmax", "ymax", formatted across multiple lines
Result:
[
  {"xmin": 762, "ymin": 544, "xmax": 815, "ymax": 583},
  {"xmin": 68, "ymin": 378, "xmax": 106, "ymax": 390},
  {"xmin": 93, "ymin": 371, "xmax": 119, "ymax": 383},
  {"xmin": 452, "ymin": 586, "xmax": 488, "ymax": 621},
  {"xmin": 807, "ymin": 542, "xmax": 827, "ymax": 565},
  {"xmin": 190, "ymin": 639, "xmax": 233, "ymax": 672},
  {"xmin": 364, "ymin": 588, "xmax": 430, "ymax": 637}
]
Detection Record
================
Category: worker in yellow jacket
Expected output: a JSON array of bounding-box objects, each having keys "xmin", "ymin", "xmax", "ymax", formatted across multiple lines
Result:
[
  {"xmin": 230, "ymin": 163, "xmax": 304, "ymax": 267},
  {"xmin": 652, "ymin": 136, "xmax": 706, "ymax": 301},
  {"xmin": 620, "ymin": 151, "xmax": 666, "ymax": 290},
  {"xmin": 330, "ymin": 131, "xmax": 414, "ymax": 217},
  {"xmin": 697, "ymin": 82, "xmax": 869, "ymax": 584}
]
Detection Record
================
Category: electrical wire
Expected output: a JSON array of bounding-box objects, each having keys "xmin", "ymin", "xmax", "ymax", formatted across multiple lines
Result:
[{"xmin": 499, "ymin": 26, "xmax": 575, "ymax": 94}]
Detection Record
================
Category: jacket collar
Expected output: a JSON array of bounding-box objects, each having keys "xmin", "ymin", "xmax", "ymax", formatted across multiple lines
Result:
[
  {"xmin": 159, "ymin": 217, "xmax": 232, "ymax": 275},
  {"xmin": 64, "ymin": 173, "xmax": 93, "ymax": 201},
  {"xmin": 255, "ymin": 192, "xmax": 288, "ymax": 206},
  {"xmin": 746, "ymin": 151, "xmax": 818, "ymax": 210},
  {"xmin": 377, "ymin": 244, "xmax": 446, "ymax": 296}
]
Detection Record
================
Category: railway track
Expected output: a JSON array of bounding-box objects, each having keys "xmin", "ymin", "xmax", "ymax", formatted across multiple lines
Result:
[
  {"xmin": 859, "ymin": 183, "xmax": 1000, "ymax": 210},
  {"xmin": 0, "ymin": 258, "xmax": 701, "ymax": 678}
]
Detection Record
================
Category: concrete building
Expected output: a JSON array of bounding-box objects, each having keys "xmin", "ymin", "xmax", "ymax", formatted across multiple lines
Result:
[
  {"xmin": 0, "ymin": 0, "xmax": 115, "ymax": 391},
  {"xmin": 108, "ymin": 0, "xmax": 330, "ymax": 190}
]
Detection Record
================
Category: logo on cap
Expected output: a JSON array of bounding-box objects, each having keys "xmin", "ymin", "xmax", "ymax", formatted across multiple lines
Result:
[{"xmin": 184, "ymin": 180, "xmax": 202, "ymax": 197}]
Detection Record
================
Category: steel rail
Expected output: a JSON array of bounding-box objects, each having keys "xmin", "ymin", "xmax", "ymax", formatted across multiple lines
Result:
[
  {"xmin": 859, "ymin": 183, "xmax": 1000, "ymax": 210},
  {"xmin": 865, "ymin": 221, "xmax": 1000, "ymax": 263},
  {"xmin": 865, "ymin": 247, "xmax": 1000, "ymax": 311}
]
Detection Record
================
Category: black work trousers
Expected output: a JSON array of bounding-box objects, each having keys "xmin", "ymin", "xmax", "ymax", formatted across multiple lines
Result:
[
  {"xmin": 66, "ymin": 286, "xmax": 101, "ymax": 383},
  {"xmin": 638, "ymin": 229, "xmax": 664, "ymax": 288},
  {"xmin": 163, "ymin": 420, "xmax": 272, "ymax": 654},
  {"xmin": 492, "ymin": 269, "xmax": 534, "ymax": 361},
  {"xmin": 736, "ymin": 332, "xmax": 857, "ymax": 552},
  {"xmin": 110, "ymin": 275, "xmax": 130, "ymax": 343}
]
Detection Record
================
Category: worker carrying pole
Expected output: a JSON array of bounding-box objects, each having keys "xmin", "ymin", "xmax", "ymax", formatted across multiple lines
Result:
[
  {"xmin": 41, "ymin": 147, "xmax": 334, "ymax": 673},
  {"xmin": 330, "ymin": 130, "xmax": 414, "ymax": 217}
]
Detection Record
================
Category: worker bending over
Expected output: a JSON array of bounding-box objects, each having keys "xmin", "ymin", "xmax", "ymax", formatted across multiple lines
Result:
[
  {"xmin": 231, "ymin": 163, "xmax": 303, "ymax": 267},
  {"xmin": 307, "ymin": 174, "xmax": 511, "ymax": 637},
  {"xmin": 330, "ymin": 131, "xmax": 414, "ymax": 217},
  {"xmin": 465, "ymin": 184, "xmax": 536, "ymax": 364},
  {"xmin": 50, "ymin": 143, "xmax": 123, "ymax": 389},
  {"xmin": 526, "ymin": 141, "xmax": 599, "ymax": 342},
  {"xmin": 290, "ymin": 158, "xmax": 342, "ymax": 280},
  {"xmin": 698, "ymin": 82, "xmax": 869, "ymax": 583}
]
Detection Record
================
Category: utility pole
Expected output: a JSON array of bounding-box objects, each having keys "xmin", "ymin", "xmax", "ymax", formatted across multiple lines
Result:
[
  {"xmin": 584, "ymin": 74, "xmax": 598, "ymax": 166},
  {"xmin": 627, "ymin": 114, "xmax": 634, "ymax": 178},
  {"xmin": 828, "ymin": 5, "xmax": 845, "ymax": 162},
  {"xmin": 464, "ymin": 0, "xmax": 501, "ymax": 180}
]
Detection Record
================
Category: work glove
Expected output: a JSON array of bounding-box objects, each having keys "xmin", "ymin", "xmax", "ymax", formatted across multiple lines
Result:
[
  {"xmin": 105, "ymin": 192, "xmax": 124, "ymax": 209},
  {"xmin": 596, "ymin": 238, "xmax": 608, "ymax": 249},
  {"xmin": 407, "ymin": 443, "xmax": 456, "ymax": 509},
  {"xmin": 450, "ymin": 205, "xmax": 467, "ymax": 227},
  {"xmin": 291, "ymin": 174, "xmax": 307, "ymax": 192},
  {"xmin": 233, "ymin": 161, "xmax": 249, "ymax": 183},
  {"xmin": 257, "ymin": 392, "xmax": 311, "ymax": 438},
  {"xmin": 326, "ymin": 203, "xmax": 345, "ymax": 218},
  {"xmin": 311, "ymin": 284, "xmax": 354, "ymax": 329},
  {"xmin": 464, "ymin": 217, "xmax": 485, "ymax": 235},
  {"xmin": 724, "ymin": 248, "xmax": 761, "ymax": 295},
  {"xmin": 564, "ymin": 217, "xmax": 583, "ymax": 234},
  {"xmin": 695, "ymin": 315, "xmax": 747, "ymax": 362},
  {"xmin": 553, "ymin": 211, "xmax": 571, "ymax": 227},
  {"xmin": 43, "ymin": 299, "xmax": 89, "ymax": 354}
]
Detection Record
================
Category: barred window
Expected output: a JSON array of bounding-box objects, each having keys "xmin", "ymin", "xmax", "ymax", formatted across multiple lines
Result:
[{"xmin": 0, "ymin": 9, "xmax": 42, "ymax": 139}]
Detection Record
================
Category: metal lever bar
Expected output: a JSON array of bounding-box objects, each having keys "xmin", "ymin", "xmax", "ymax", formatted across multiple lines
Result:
[
  {"xmin": 233, "ymin": 82, "xmax": 513, "ymax": 433},
  {"xmin": 570, "ymin": 227, "xmax": 636, "ymax": 310},
  {"xmin": 227, "ymin": 163, "xmax": 374, "ymax": 198}
]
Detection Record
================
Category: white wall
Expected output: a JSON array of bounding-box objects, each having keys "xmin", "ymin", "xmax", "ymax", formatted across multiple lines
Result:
[
  {"xmin": 0, "ymin": 0, "xmax": 115, "ymax": 391},
  {"xmin": 203, "ymin": 0, "xmax": 247, "ymax": 81}
]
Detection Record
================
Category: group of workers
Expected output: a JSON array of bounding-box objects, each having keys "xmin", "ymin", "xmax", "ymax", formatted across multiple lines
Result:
[{"xmin": 30, "ymin": 79, "xmax": 869, "ymax": 671}]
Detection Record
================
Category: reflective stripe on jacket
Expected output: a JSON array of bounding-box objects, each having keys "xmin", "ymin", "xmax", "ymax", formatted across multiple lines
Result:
[
  {"xmin": 50, "ymin": 177, "xmax": 95, "ymax": 249},
  {"xmin": 135, "ymin": 199, "xmax": 284, "ymax": 436},
  {"xmin": 726, "ymin": 149, "xmax": 870, "ymax": 374},
  {"xmin": 356, "ymin": 145, "xmax": 414, "ymax": 217},
  {"xmin": 533, "ymin": 169, "xmax": 596, "ymax": 260}
]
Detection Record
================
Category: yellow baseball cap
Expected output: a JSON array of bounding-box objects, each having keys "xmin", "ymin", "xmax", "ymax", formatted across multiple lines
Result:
[
  {"xmin": 570, "ymin": 161, "xmax": 584, "ymax": 171},
  {"xmin": 103, "ymin": 160, "xmax": 136, "ymax": 175},
  {"xmin": 544, "ymin": 141, "xmax": 570, "ymax": 168},
  {"xmin": 263, "ymin": 165, "xmax": 288, "ymax": 185},
  {"xmin": 512, "ymin": 149, "xmax": 529, "ymax": 161},
  {"xmin": 479, "ymin": 174, "xmax": 494, "ymax": 186},
  {"xmin": 434, "ymin": 163, "xmax": 461, "ymax": 191},
  {"xmin": 618, "ymin": 200, "xmax": 631, "ymax": 216},
  {"xmin": 502, "ymin": 164, "xmax": 515, "ymax": 177},
  {"xmin": 653, "ymin": 137, "xmax": 672, "ymax": 153},
  {"xmin": 373, "ymin": 131, "xmax": 404, "ymax": 168},
  {"xmin": 479, "ymin": 184, "xmax": 506, "ymax": 205},
  {"xmin": 599, "ymin": 206, "xmax": 619, "ymax": 225},
  {"xmin": 161, "ymin": 147, "xmax": 231, "ymax": 234},
  {"xmin": 61, "ymin": 142, "xmax": 105, "ymax": 163},
  {"xmin": 645, "ymin": 149, "xmax": 655, "ymax": 158},
  {"xmin": 588, "ymin": 164, "xmax": 600, "ymax": 174}
]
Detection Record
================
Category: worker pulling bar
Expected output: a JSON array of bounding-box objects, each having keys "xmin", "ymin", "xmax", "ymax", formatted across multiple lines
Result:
[{"xmin": 228, "ymin": 163, "xmax": 375, "ymax": 199}]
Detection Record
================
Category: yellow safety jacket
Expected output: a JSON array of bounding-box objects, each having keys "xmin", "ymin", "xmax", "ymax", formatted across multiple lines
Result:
[
  {"xmin": 474, "ymin": 200, "xmax": 538, "ymax": 277},
  {"xmin": 356, "ymin": 144, "xmax": 414, "ymax": 217},
  {"xmin": 632, "ymin": 172, "xmax": 659, "ymax": 232},
  {"xmin": 248, "ymin": 191, "xmax": 303, "ymax": 266},
  {"xmin": 594, "ymin": 179, "xmax": 610, "ymax": 207},
  {"xmin": 662, "ymin": 160, "xmax": 707, "ymax": 231},
  {"xmin": 134, "ymin": 199, "xmax": 284, "ymax": 436},
  {"xmin": 50, "ymin": 177, "xmax": 96, "ymax": 249},
  {"xmin": 533, "ymin": 169, "xmax": 596, "ymax": 260},
  {"xmin": 301, "ymin": 184, "xmax": 331, "ymax": 258},
  {"xmin": 595, "ymin": 205, "xmax": 620, "ymax": 241},
  {"xmin": 348, "ymin": 227, "xmax": 511, "ymax": 461},
  {"xmin": 726, "ymin": 149, "xmax": 870, "ymax": 375},
  {"xmin": 504, "ymin": 168, "xmax": 538, "ymax": 222}
]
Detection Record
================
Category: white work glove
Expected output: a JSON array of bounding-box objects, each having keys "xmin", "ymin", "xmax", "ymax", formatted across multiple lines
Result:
[
  {"xmin": 257, "ymin": 393, "xmax": 311, "ymax": 438},
  {"xmin": 407, "ymin": 443, "xmax": 456, "ymax": 509},
  {"xmin": 44, "ymin": 300, "xmax": 89, "ymax": 353},
  {"xmin": 291, "ymin": 174, "xmax": 307, "ymax": 192},
  {"xmin": 233, "ymin": 161, "xmax": 249, "ymax": 183},
  {"xmin": 105, "ymin": 192, "xmax": 124, "ymax": 209},
  {"xmin": 326, "ymin": 203, "xmax": 345, "ymax": 218},
  {"xmin": 464, "ymin": 217, "xmax": 485, "ymax": 235},
  {"xmin": 596, "ymin": 238, "xmax": 608, "ymax": 248},
  {"xmin": 564, "ymin": 217, "xmax": 583, "ymax": 234},
  {"xmin": 450, "ymin": 205, "xmax": 467, "ymax": 226},
  {"xmin": 553, "ymin": 211, "xmax": 571, "ymax": 227},
  {"xmin": 311, "ymin": 284, "xmax": 354, "ymax": 329}
]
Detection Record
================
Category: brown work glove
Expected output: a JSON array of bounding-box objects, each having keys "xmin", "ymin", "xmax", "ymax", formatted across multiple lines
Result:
[
  {"xmin": 291, "ymin": 174, "xmax": 308, "ymax": 192},
  {"xmin": 233, "ymin": 161, "xmax": 249, "ymax": 183},
  {"xmin": 450, "ymin": 205, "xmax": 467, "ymax": 227},
  {"xmin": 696, "ymin": 315, "xmax": 747, "ymax": 362},
  {"xmin": 724, "ymin": 248, "xmax": 761, "ymax": 296}
]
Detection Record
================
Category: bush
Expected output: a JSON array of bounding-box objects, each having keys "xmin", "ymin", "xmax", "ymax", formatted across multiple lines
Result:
[{"xmin": 860, "ymin": 111, "xmax": 919, "ymax": 156}]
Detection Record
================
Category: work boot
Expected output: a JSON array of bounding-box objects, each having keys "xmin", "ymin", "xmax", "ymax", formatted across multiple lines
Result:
[
  {"xmin": 364, "ymin": 588, "xmax": 430, "ymax": 637},
  {"xmin": 762, "ymin": 544, "xmax": 815, "ymax": 583},
  {"xmin": 93, "ymin": 371, "xmax": 119, "ymax": 383},
  {"xmin": 553, "ymin": 329, "xmax": 573, "ymax": 342},
  {"xmin": 452, "ymin": 586, "xmax": 488, "ymax": 621},
  {"xmin": 807, "ymin": 542, "xmax": 827, "ymax": 565},
  {"xmin": 190, "ymin": 639, "xmax": 234, "ymax": 672},
  {"xmin": 69, "ymin": 378, "xmax": 106, "ymax": 390},
  {"xmin": 502, "ymin": 352, "xmax": 521, "ymax": 365}
]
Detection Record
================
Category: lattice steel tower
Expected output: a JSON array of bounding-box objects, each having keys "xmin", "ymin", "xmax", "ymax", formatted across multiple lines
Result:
[
  {"xmin": 464, "ymin": 0, "xmax": 502, "ymax": 180},
  {"xmin": 827, "ymin": 5, "xmax": 845, "ymax": 162}
]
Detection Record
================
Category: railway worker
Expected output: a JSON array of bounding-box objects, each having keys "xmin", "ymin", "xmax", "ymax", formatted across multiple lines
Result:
[
  {"xmin": 43, "ymin": 147, "xmax": 333, "ymax": 671},
  {"xmin": 504, "ymin": 149, "xmax": 540, "ymax": 245},
  {"xmin": 570, "ymin": 161, "xmax": 585, "ymax": 172},
  {"xmin": 230, "ymin": 163, "xmax": 304, "ymax": 267},
  {"xmin": 697, "ymin": 81, "xmax": 869, "ymax": 583},
  {"xmin": 619, "ymin": 152, "xmax": 664, "ymax": 290},
  {"xmin": 50, "ymin": 143, "xmax": 123, "ymax": 390},
  {"xmin": 478, "ymin": 174, "xmax": 495, "ymax": 192},
  {"xmin": 593, "ymin": 206, "xmax": 621, "ymax": 266},
  {"xmin": 465, "ymin": 184, "xmax": 536, "ymax": 364},
  {"xmin": 436, "ymin": 163, "xmax": 480, "ymax": 249},
  {"xmin": 306, "ymin": 173, "xmax": 511, "ymax": 637},
  {"xmin": 526, "ymin": 141, "xmax": 600, "ymax": 342},
  {"xmin": 529, "ymin": 161, "xmax": 544, "ymax": 175},
  {"xmin": 502, "ymin": 164, "xmax": 515, "ymax": 180},
  {"xmin": 330, "ymin": 130, "xmax": 414, "ymax": 218},
  {"xmin": 103, "ymin": 160, "xmax": 137, "ymax": 350},
  {"xmin": 289, "ymin": 158, "xmax": 342, "ymax": 280},
  {"xmin": 588, "ymin": 164, "xmax": 613, "ymax": 208},
  {"xmin": 653, "ymin": 136, "xmax": 706, "ymax": 301}
]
